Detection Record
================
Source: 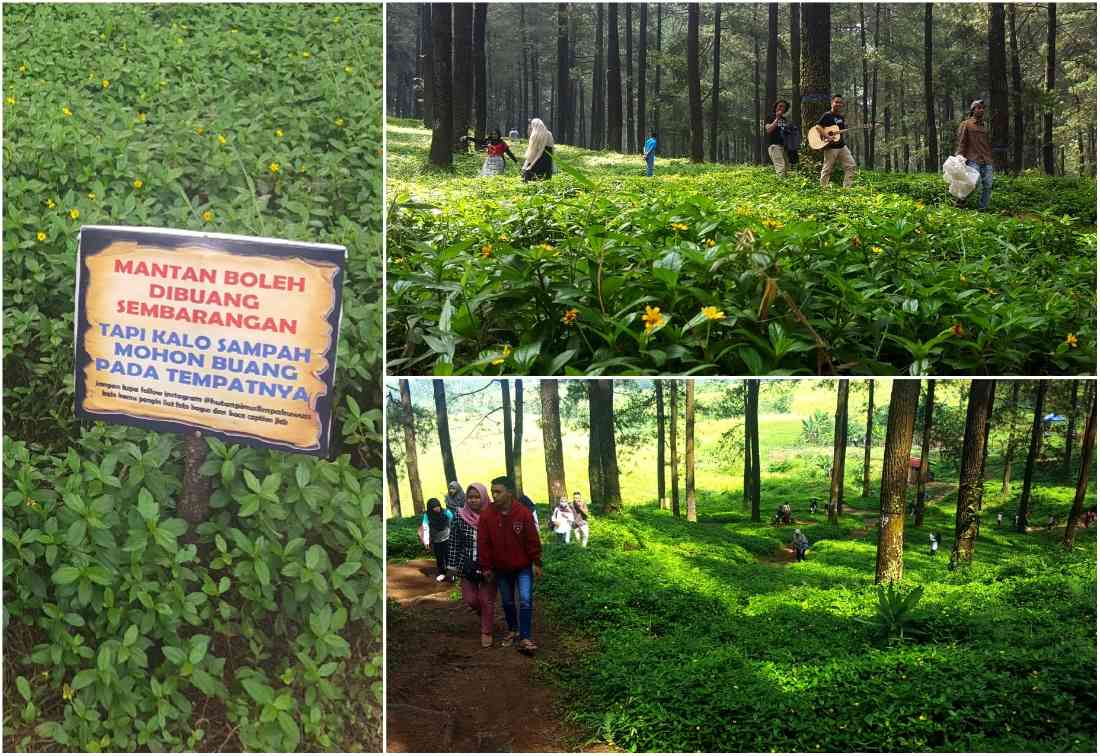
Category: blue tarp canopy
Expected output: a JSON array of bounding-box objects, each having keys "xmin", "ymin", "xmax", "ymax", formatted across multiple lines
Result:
[{"xmin": 1044, "ymin": 413, "xmax": 1067, "ymax": 423}]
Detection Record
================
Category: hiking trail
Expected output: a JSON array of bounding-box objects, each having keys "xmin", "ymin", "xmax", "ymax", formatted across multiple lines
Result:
[{"xmin": 386, "ymin": 559, "xmax": 610, "ymax": 753}]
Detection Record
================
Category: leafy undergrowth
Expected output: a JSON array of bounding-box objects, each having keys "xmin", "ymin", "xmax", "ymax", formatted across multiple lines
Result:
[
  {"xmin": 529, "ymin": 487, "xmax": 1096, "ymax": 753},
  {"xmin": 3, "ymin": 5, "xmax": 383, "ymax": 752},
  {"xmin": 387, "ymin": 119, "xmax": 1095, "ymax": 376}
]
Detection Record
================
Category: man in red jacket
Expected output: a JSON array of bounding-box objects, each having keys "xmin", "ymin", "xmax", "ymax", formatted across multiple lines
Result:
[{"xmin": 478, "ymin": 476, "xmax": 542, "ymax": 654}]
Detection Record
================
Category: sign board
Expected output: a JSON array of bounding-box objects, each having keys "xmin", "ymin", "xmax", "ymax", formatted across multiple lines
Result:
[{"xmin": 74, "ymin": 226, "xmax": 345, "ymax": 456}]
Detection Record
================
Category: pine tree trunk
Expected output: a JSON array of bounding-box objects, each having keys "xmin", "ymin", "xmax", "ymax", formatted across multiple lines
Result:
[
  {"xmin": 874, "ymin": 380, "xmax": 921, "ymax": 584},
  {"xmin": 429, "ymin": 3, "xmax": 453, "ymax": 169},
  {"xmin": 433, "ymin": 380, "xmax": 457, "ymax": 486},
  {"xmin": 711, "ymin": 4, "xmax": 723, "ymax": 163},
  {"xmin": 1063, "ymin": 394, "xmax": 1097, "ymax": 548},
  {"xmin": 521, "ymin": 5, "xmax": 529, "ymax": 124},
  {"xmin": 1043, "ymin": 3, "xmax": 1056, "ymax": 175},
  {"xmin": 501, "ymin": 380, "xmax": 514, "ymax": 481},
  {"xmin": 540, "ymin": 380, "xmax": 567, "ymax": 506},
  {"xmin": 687, "ymin": 4, "xmax": 704, "ymax": 162},
  {"xmin": 513, "ymin": 380, "xmax": 524, "ymax": 496},
  {"xmin": 474, "ymin": 3, "xmax": 488, "ymax": 141},
  {"xmin": 748, "ymin": 379, "xmax": 761, "ymax": 522},
  {"xmin": 829, "ymin": 380, "xmax": 850, "ymax": 525},
  {"xmin": 452, "ymin": 4, "xmax": 473, "ymax": 144},
  {"xmin": 1064, "ymin": 381, "xmax": 1079, "ymax": 477},
  {"xmin": 1002, "ymin": 381, "xmax": 1021, "ymax": 495},
  {"xmin": 654, "ymin": 3, "xmax": 662, "ymax": 135},
  {"xmin": 860, "ymin": 3, "xmax": 870, "ymax": 166},
  {"xmin": 1016, "ymin": 380, "xmax": 1048, "ymax": 532},
  {"xmin": 557, "ymin": 4, "xmax": 571, "ymax": 144},
  {"xmin": 607, "ymin": 3, "xmax": 623, "ymax": 152},
  {"xmin": 657, "ymin": 380, "xmax": 666, "ymax": 507},
  {"xmin": 399, "ymin": 379, "xmax": 425, "ymax": 515},
  {"xmin": 924, "ymin": 3, "xmax": 937, "ymax": 172},
  {"xmin": 989, "ymin": 3, "xmax": 1010, "ymax": 172},
  {"xmin": 386, "ymin": 433, "xmax": 402, "ymax": 518},
  {"xmin": 950, "ymin": 380, "xmax": 996, "ymax": 568},
  {"xmin": 587, "ymin": 383, "xmax": 604, "ymax": 506},
  {"xmin": 915, "ymin": 379, "xmax": 935, "ymax": 528},
  {"xmin": 765, "ymin": 3, "xmax": 778, "ymax": 157},
  {"xmin": 790, "ymin": 2, "xmax": 800, "ymax": 140},
  {"xmin": 420, "ymin": 3, "xmax": 434, "ymax": 130},
  {"xmin": 591, "ymin": 4, "xmax": 605, "ymax": 149},
  {"xmin": 800, "ymin": 3, "xmax": 831, "ymax": 170},
  {"xmin": 1009, "ymin": 4, "xmax": 1023, "ymax": 173},
  {"xmin": 637, "ymin": 3, "xmax": 648, "ymax": 148},
  {"xmin": 753, "ymin": 5, "xmax": 761, "ymax": 164},
  {"xmin": 670, "ymin": 380, "xmax": 680, "ymax": 517},
  {"xmin": 626, "ymin": 3, "xmax": 635, "ymax": 153},
  {"xmin": 862, "ymin": 380, "xmax": 875, "ymax": 499},
  {"xmin": 686, "ymin": 380, "xmax": 697, "ymax": 522},
  {"xmin": 602, "ymin": 381, "xmax": 622, "ymax": 513}
]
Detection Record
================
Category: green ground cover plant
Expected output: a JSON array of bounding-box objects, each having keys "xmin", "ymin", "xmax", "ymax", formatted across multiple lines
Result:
[
  {"xmin": 3, "ymin": 5, "xmax": 383, "ymax": 751},
  {"xmin": 386, "ymin": 119, "xmax": 1095, "ymax": 376}
]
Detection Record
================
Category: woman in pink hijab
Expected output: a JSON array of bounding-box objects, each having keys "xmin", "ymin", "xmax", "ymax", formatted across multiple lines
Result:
[{"xmin": 446, "ymin": 482, "xmax": 499, "ymax": 647}]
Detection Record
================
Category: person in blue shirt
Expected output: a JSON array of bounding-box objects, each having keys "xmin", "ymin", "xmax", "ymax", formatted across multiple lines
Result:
[{"xmin": 643, "ymin": 131, "xmax": 658, "ymax": 176}]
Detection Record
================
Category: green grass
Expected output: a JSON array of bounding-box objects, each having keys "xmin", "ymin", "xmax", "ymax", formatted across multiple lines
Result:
[
  {"xmin": 386, "ymin": 118, "xmax": 1096, "ymax": 376},
  {"xmin": 388, "ymin": 472, "xmax": 1096, "ymax": 752}
]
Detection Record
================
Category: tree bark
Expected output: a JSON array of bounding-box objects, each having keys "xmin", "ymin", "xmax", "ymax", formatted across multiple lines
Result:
[
  {"xmin": 950, "ymin": 380, "xmax": 996, "ymax": 568},
  {"xmin": 637, "ymin": 2, "xmax": 648, "ymax": 149},
  {"xmin": 399, "ymin": 380, "xmax": 425, "ymax": 515},
  {"xmin": 419, "ymin": 3, "xmax": 434, "ymax": 130},
  {"xmin": 501, "ymin": 379, "xmax": 514, "ymax": 482},
  {"xmin": 540, "ymin": 380, "xmax": 566, "ymax": 507},
  {"xmin": 654, "ymin": 3, "xmax": 662, "ymax": 135},
  {"xmin": 711, "ymin": 4, "xmax": 724, "ymax": 163},
  {"xmin": 433, "ymin": 380, "xmax": 457, "ymax": 486},
  {"xmin": 753, "ymin": 5, "xmax": 761, "ymax": 164},
  {"xmin": 513, "ymin": 380, "xmax": 524, "ymax": 496},
  {"xmin": 874, "ymin": 380, "xmax": 921, "ymax": 584},
  {"xmin": 686, "ymin": 380, "xmax": 697, "ymax": 522},
  {"xmin": 862, "ymin": 380, "xmax": 875, "ymax": 498},
  {"xmin": 591, "ymin": 3, "xmax": 605, "ymax": 149},
  {"xmin": 789, "ymin": 2, "xmax": 800, "ymax": 140},
  {"xmin": 429, "ymin": 4, "xmax": 453, "ymax": 169},
  {"xmin": 765, "ymin": 3, "xmax": 778, "ymax": 160},
  {"xmin": 1043, "ymin": 3, "xmax": 1056, "ymax": 175},
  {"xmin": 747, "ymin": 379, "xmax": 761, "ymax": 522},
  {"xmin": 1009, "ymin": 4, "xmax": 1023, "ymax": 173},
  {"xmin": 687, "ymin": 4, "xmax": 704, "ymax": 162},
  {"xmin": 557, "ymin": 4, "xmax": 571, "ymax": 144},
  {"xmin": 914, "ymin": 379, "xmax": 935, "ymax": 527},
  {"xmin": 924, "ymin": 3, "xmax": 937, "ymax": 171},
  {"xmin": 452, "ymin": 4, "xmax": 473, "ymax": 143},
  {"xmin": 860, "ymin": 3, "xmax": 870, "ymax": 166},
  {"xmin": 179, "ymin": 432, "xmax": 210, "ymax": 531},
  {"xmin": 1016, "ymin": 380, "xmax": 1048, "ymax": 532},
  {"xmin": 829, "ymin": 379, "xmax": 850, "ymax": 525},
  {"xmin": 869, "ymin": 2, "xmax": 879, "ymax": 168},
  {"xmin": 603, "ymin": 381, "xmax": 622, "ymax": 512},
  {"xmin": 473, "ymin": 3, "xmax": 488, "ymax": 141},
  {"xmin": 1063, "ymin": 394, "xmax": 1097, "ymax": 548},
  {"xmin": 1002, "ymin": 381, "xmax": 1021, "ymax": 495},
  {"xmin": 626, "ymin": 3, "xmax": 635, "ymax": 153},
  {"xmin": 989, "ymin": 3, "xmax": 1010, "ymax": 172},
  {"xmin": 670, "ymin": 380, "xmax": 680, "ymax": 517},
  {"xmin": 386, "ymin": 432, "xmax": 402, "ymax": 518},
  {"xmin": 800, "ymin": 3, "xmax": 831, "ymax": 167},
  {"xmin": 607, "ymin": 3, "xmax": 623, "ymax": 152},
  {"xmin": 1064, "ymin": 381, "xmax": 1079, "ymax": 477},
  {"xmin": 657, "ymin": 380, "xmax": 667, "ymax": 507},
  {"xmin": 521, "ymin": 5, "xmax": 529, "ymax": 125}
]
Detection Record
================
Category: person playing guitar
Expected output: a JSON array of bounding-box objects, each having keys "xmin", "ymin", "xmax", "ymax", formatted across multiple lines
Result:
[{"xmin": 815, "ymin": 94, "xmax": 858, "ymax": 188}]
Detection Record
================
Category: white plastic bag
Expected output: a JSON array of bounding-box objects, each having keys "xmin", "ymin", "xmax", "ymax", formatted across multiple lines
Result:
[{"xmin": 942, "ymin": 155, "xmax": 979, "ymax": 199}]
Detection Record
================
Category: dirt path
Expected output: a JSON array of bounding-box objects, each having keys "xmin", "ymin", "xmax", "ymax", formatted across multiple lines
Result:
[{"xmin": 386, "ymin": 559, "xmax": 607, "ymax": 753}]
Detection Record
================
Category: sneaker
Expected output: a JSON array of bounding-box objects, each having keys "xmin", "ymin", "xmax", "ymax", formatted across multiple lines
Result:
[
  {"xmin": 481, "ymin": 634, "xmax": 493, "ymax": 648},
  {"xmin": 500, "ymin": 631, "xmax": 517, "ymax": 648},
  {"xmin": 435, "ymin": 573, "xmax": 446, "ymax": 582},
  {"xmin": 517, "ymin": 638, "xmax": 538, "ymax": 655}
]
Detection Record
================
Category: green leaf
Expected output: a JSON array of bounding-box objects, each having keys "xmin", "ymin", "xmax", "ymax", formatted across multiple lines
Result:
[
  {"xmin": 65, "ymin": 519, "xmax": 87, "ymax": 547},
  {"xmin": 52, "ymin": 566, "xmax": 82, "ymax": 585},
  {"xmin": 254, "ymin": 558, "xmax": 271, "ymax": 587},
  {"xmin": 189, "ymin": 635, "xmax": 211, "ymax": 664},
  {"xmin": 16, "ymin": 676, "xmax": 32, "ymax": 702},
  {"xmin": 242, "ymin": 469, "xmax": 262, "ymax": 495},
  {"xmin": 305, "ymin": 544, "xmax": 325, "ymax": 571},
  {"xmin": 71, "ymin": 669, "xmax": 98, "ymax": 690},
  {"xmin": 123, "ymin": 624, "xmax": 139, "ymax": 647},
  {"xmin": 163, "ymin": 646, "xmax": 186, "ymax": 665},
  {"xmin": 137, "ymin": 488, "xmax": 158, "ymax": 521},
  {"xmin": 295, "ymin": 462, "xmax": 310, "ymax": 489},
  {"xmin": 241, "ymin": 677, "xmax": 274, "ymax": 705}
]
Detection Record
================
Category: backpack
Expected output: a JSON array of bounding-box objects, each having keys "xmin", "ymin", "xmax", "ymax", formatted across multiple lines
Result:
[{"xmin": 782, "ymin": 123, "xmax": 802, "ymax": 153}]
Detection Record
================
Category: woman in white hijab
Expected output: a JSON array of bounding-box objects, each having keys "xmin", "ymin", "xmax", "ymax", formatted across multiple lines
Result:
[{"xmin": 522, "ymin": 118, "xmax": 555, "ymax": 182}]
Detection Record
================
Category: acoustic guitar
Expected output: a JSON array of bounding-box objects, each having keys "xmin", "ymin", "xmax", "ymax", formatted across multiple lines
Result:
[{"xmin": 807, "ymin": 122, "xmax": 877, "ymax": 150}]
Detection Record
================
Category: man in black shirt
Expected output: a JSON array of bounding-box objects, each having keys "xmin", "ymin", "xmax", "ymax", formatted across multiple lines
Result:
[
  {"xmin": 765, "ymin": 100, "xmax": 791, "ymax": 178},
  {"xmin": 816, "ymin": 95, "xmax": 857, "ymax": 188}
]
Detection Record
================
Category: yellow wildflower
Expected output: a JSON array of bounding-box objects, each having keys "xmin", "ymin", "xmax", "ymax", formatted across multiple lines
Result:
[
  {"xmin": 101, "ymin": 79, "xmax": 110, "ymax": 89},
  {"xmin": 333, "ymin": 15, "xmax": 341, "ymax": 23},
  {"xmin": 762, "ymin": 218, "xmax": 784, "ymax": 230},
  {"xmin": 302, "ymin": 51, "xmax": 312, "ymax": 59},
  {"xmin": 480, "ymin": 243, "xmax": 493, "ymax": 257},
  {"xmin": 701, "ymin": 306, "xmax": 725, "ymax": 321},
  {"xmin": 540, "ymin": 243, "xmax": 554, "ymax": 252},
  {"xmin": 62, "ymin": 106, "xmax": 73, "ymax": 117},
  {"xmin": 335, "ymin": 117, "xmax": 345, "ymax": 127},
  {"xmin": 69, "ymin": 208, "xmax": 80, "ymax": 220},
  {"xmin": 217, "ymin": 134, "xmax": 227, "ymax": 145},
  {"xmin": 19, "ymin": 64, "xmax": 27, "ymax": 73},
  {"xmin": 62, "ymin": 683, "xmax": 74, "ymax": 701},
  {"xmin": 344, "ymin": 65, "xmax": 354, "ymax": 74},
  {"xmin": 4, "ymin": 95, "xmax": 15, "ymax": 106},
  {"xmin": 275, "ymin": 128, "xmax": 284, "ymax": 138},
  {"xmin": 491, "ymin": 345, "xmax": 512, "ymax": 365},
  {"xmin": 562, "ymin": 308, "xmax": 579, "ymax": 326},
  {"xmin": 132, "ymin": 179, "xmax": 143, "ymax": 189},
  {"xmin": 230, "ymin": 28, "xmax": 239, "ymax": 33},
  {"xmin": 195, "ymin": 126, "xmax": 204, "ymax": 135},
  {"xmin": 871, "ymin": 245, "xmax": 884, "ymax": 255},
  {"xmin": 202, "ymin": 210, "xmax": 214, "ymax": 222},
  {"xmin": 1066, "ymin": 333, "xmax": 1078, "ymax": 348},
  {"xmin": 706, "ymin": 239, "xmax": 716, "ymax": 247},
  {"xmin": 46, "ymin": 198, "xmax": 56, "ymax": 209},
  {"xmin": 36, "ymin": 231, "xmax": 47, "ymax": 242},
  {"xmin": 87, "ymin": 192, "xmax": 96, "ymax": 200},
  {"xmin": 959, "ymin": 274, "xmax": 967, "ymax": 284},
  {"xmin": 671, "ymin": 222, "xmax": 689, "ymax": 231},
  {"xmin": 498, "ymin": 234, "xmax": 509, "ymax": 241},
  {"xmin": 269, "ymin": 162, "xmax": 281, "ymax": 174},
  {"xmin": 642, "ymin": 305, "xmax": 664, "ymax": 334},
  {"xmin": 915, "ymin": 200, "xmax": 925, "ymax": 209}
]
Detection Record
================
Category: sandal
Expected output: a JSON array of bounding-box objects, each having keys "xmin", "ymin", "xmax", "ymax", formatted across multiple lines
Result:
[
  {"xmin": 517, "ymin": 638, "xmax": 538, "ymax": 655},
  {"xmin": 481, "ymin": 633, "xmax": 493, "ymax": 648},
  {"xmin": 500, "ymin": 631, "xmax": 517, "ymax": 648}
]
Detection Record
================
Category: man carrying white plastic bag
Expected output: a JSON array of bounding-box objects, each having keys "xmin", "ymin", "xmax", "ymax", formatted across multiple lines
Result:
[
  {"xmin": 952, "ymin": 99, "xmax": 994, "ymax": 210},
  {"xmin": 943, "ymin": 155, "xmax": 980, "ymax": 200}
]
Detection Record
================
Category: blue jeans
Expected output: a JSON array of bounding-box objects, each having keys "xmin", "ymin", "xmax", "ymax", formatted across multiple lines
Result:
[
  {"xmin": 645, "ymin": 154, "xmax": 655, "ymax": 176},
  {"xmin": 496, "ymin": 566, "xmax": 534, "ymax": 640},
  {"xmin": 965, "ymin": 160, "xmax": 993, "ymax": 209}
]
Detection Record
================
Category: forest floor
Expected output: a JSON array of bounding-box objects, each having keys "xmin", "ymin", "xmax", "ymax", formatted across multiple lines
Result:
[{"xmin": 386, "ymin": 559, "xmax": 610, "ymax": 753}]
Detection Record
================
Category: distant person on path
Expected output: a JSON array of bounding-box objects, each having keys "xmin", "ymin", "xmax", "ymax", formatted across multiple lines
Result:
[
  {"xmin": 479, "ymin": 130, "xmax": 519, "ymax": 176},
  {"xmin": 643, "ymin": 131, "xmax": 658, "ymax": 176},
  {"xmin": 571, "ymin": 492, "xmax": 591, "ymax": 547},
  {"xmin": 815, "ymin": 95, "xmax": 857, "ymax": 189},
  {"xmin": 420, "ymin": 498, "xmax": 454, "ymax": 582},
  {"xmin": 809, "ymin": 499, "xmax": 818, "ymax": 515},
  {"xmin": 1048, "ymin": 514, "xmax": 1057, "ymax": 529},
  {"xmin": 765, "ymin": 100, "xmax": 791, "ymax": 178},
  {"xmin": 781, "ymin": 502, "xmax": 792, "ymax": 525},
  {"xmin": 448, "ymin": 482, "xmax": 499, "ymax": 648},
  {"xmin": 522, "ymin": 118, "xmax": 554, "ymax": 182},
  {"xmin": 996, "ymin": 512, "xmax": 1004, "ymax": 527},
  {"xmin": 929, "ymin": 532, "xmax": 939, "ymax": 558},
  {"xmin": 551, "ymin": 497, "xmax": 575, "ymax": 544},
  {"xmin": 519, "ymin": 493, "xmax": 540, "ymax": 530},
  {"xmin": 479, "ymin": 476, "xmax": 542, "ymax": 655},
  {"xmin": 955, "ymin": 99, "xmax": 994, "ymax": 210},
  {"xmin": 445, "ymin": 480, "xmax": 465, "ymax": 512},
  {"xmin": 509, "ymin": 127, "xmax": 520, "ymax": 139},
  {"xmin": 792, "ymin": 529, "xmax": 810, "ymax": 561}
]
